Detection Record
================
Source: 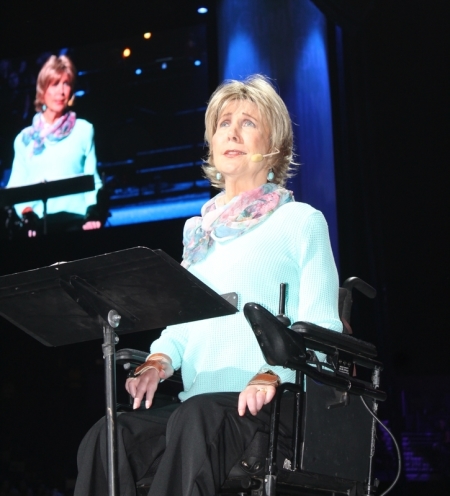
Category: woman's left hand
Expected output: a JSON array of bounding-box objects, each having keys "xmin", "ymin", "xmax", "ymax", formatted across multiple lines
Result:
[
  {"xmin": 238, "ymin": 385, "xmax": 276, "ymax": 416},
  {"xmin": 82, "ymin": 220, "xmax": 101, "ymax": 230}
]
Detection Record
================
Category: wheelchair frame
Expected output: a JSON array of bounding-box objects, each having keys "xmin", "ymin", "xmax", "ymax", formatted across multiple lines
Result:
[{"xmin": 117, "ymin": 278, "xmax": 392, "ymax": 496}]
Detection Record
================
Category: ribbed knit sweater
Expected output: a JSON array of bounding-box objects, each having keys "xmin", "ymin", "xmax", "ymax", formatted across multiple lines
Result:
[
  {"xmin": 151, "ymin": 201, "xmax": 342, "ymax": 402},
  {"xmin": 7, "ymin": 118, "xmax": 101, "ymax": 217}
]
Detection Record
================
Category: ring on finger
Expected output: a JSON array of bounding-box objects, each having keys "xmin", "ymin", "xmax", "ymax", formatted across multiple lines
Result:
[{"xmin": 256, "ymin": 388, "xmax": 267, "ymax": 394}]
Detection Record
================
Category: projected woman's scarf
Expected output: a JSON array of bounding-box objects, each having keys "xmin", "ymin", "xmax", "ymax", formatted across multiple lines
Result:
[
  {"xmin": 22, "ymin": 111, "xmax": 77, "ymax": 155},
  {"xmin": 181, "ymin": 182, "xmax": 294, "ymax": 268}
]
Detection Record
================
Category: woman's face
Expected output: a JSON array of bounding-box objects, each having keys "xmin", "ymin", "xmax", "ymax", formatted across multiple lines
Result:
[
  {"xmin": 211, "ymin": 100, "xmax": 271, "ymax": 187},
  {"xmin": 43, "ymin": 72, "xmax": 72, "ymax": 117}
]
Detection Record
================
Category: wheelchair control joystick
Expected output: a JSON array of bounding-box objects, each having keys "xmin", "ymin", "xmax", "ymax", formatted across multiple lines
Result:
[{"xmin": 276, "ymin": 283, "xmax": 291, "ymax": 326}]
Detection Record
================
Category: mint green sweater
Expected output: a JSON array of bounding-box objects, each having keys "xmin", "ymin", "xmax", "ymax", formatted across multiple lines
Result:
[
  {"xmin": 151, "ymin": 201, "xmax": 342, "ymax": 401},
  {"xmin": 7, "ymin": 118, "xmax": 101, "ymax": 217}
]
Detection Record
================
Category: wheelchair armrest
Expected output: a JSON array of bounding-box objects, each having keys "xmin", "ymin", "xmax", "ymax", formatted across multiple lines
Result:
[
  {"xmin": 116, "ymin": 348, "xmax": 148, "ymax": 369},
  {"xmin": 291, "ymin": 321, "xmax": 377, "ymax": 358},
  {"xmin": 244, "ymin": 314, "xmax": 386, "ymax": 401},
  {"xmin": 116, "ymin": 348, "xmax": 183, "ymax": 386},
  {"xmin": 244, "ymin": 303, "xmax": 307, "ymax": 368}
]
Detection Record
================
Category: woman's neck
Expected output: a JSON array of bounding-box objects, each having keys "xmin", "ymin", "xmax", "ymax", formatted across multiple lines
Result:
[
  {"xmin": 223, "ymin": 178, "xmax": 268, "ymax": 204},
  {"xmin": 42, "ymin": 109, "xmax": 63, "ymax": 125}
]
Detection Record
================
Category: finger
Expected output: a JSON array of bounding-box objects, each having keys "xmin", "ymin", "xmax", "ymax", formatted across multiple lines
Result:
[
  {"xmin": 264, "ymin": 387, "xmax": 276, "ymax": 405},
  {"xmin": 132, "ymin": 381, "xmax": 145, "ymax": 409},
  {"xmin": 130, "ymin": 377, "xmax": 141, "ymax": 398},
  {"xmin": 246, "ymin": 391, "xmax": 258, "ymax": 416},
  {"xmin": 125, "ymin": 377, "xmax": 137, "ymax": 395},
  {"xmin": 144, "ymin": 380, "xmax": 159, "ymax": 409},
  {"xmin": 238, "ymin": 391, "xmax": 247, "ymax": 416},
  {"xmin": 143, "ymin": 373, "xmax": 160, "ymax": 409},
  {"xmin": 132, "ymin": 375, "xmax": 150, "ymax": 409},
  {"xmin": 133, "ymin": 370, "xmax": 159, "ymax": 409},
  {"xmin": 255, "ymin": 390, "xmax": 267, "ymax": 412}
]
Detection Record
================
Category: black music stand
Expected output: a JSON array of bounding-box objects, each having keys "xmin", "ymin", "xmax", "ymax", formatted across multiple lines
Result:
[
  {"xmin": 0, "ymin": 247, "xmax": 238, "ymax": 496},
  {"xmin": 0, "ymin": 174, "xmax": 95, "ymax": 234}
]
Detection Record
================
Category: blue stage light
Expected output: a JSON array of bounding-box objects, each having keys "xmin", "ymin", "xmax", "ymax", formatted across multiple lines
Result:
[
  {"xmin": 161, "ymin": 62, "xmax": 167, "ymax": 70},
  {"xmin": 135, "ymin": 68, "xmax": 142, "ymax": 75},
  {"xmin": 197, "ymin": 7, "xmax": 208, "ymax": 14},
  {"xmin": 74, "ymin": 90, "xmax": 85, "ymax": 97},
  {"xmin": 194, "ymin": 60, "xmax": 201, "ymax": 66}
]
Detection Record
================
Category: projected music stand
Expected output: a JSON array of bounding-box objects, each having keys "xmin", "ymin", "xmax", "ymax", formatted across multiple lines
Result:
[
  {"xmin": 0, "ymin": 247, "xmax": 238, "ymax": 496},
  {"xmin": 0, "ymin": 174, "xmax": 95, "ymax": 234}
]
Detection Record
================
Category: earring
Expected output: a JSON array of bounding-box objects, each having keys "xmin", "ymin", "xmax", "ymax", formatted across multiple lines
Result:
[
  {"xmin": 216, "ymin": 172, "xmax": 222, "ymax": 180},
  {"xmin": 267, "ymin": 169, "xmax": 274, "ymax": 181},
  {"xmin": 42, "ymin": 104, "xmax": 47, "ymax": 112}
]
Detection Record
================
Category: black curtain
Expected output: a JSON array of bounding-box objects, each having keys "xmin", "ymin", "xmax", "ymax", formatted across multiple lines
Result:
[
  {"xmin": 325, "ymin": 2, "xmax": 448, "ymax": 491},
  {"xmin": 326, "ymin": 0, "xmax": 448, "ymax": 373}
]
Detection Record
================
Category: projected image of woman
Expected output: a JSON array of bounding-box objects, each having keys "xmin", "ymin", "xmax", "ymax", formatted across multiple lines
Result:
[{"xmin": 6, "ymin": 55, "xmax": 103, "ymax": 232}]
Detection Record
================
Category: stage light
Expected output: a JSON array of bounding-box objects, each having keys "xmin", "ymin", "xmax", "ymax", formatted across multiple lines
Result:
[
  {"xmin": 135, "ymin": 68, "xmax": 142, "ymax": 75},
  {"xmin": 197, "ymin": 7, "xmax": 208, "ymax": 14},
  {"xmin": 123, "ymin": 48, "xmax": 131, "ymax": 58},
  {"xmin": 194, "ymin": 60, "xmax": 201, "ymax": 66},
  {"xmin": 74, "ymin": 90, "xmax": 85, "ymax": 97},
  {"xmin": 143, "ymin": 32, "xmax": 152, "ymax": 39},
  {"xmin": 161, "ymin": 62, "xmax": 168, "ymax": 70}
]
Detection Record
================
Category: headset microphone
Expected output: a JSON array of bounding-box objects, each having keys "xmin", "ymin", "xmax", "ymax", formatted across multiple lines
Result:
[{"xmin": 250, "ymin": 148, "xmax": 280, "ymax": 162}]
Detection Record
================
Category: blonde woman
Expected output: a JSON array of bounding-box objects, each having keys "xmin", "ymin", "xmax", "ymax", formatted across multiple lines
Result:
[
  {"xmin": 6, "ymin": 55, "xmax": 102, "ymax": 231},
  {"xmin": 75, "ymin": 75, "xmax": 341, "ymax": 496}
]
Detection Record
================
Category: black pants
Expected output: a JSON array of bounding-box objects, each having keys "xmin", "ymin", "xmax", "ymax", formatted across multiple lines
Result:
[{"xmin": 74, "ymin": 392, "xmax": 294, "ymax": 496}]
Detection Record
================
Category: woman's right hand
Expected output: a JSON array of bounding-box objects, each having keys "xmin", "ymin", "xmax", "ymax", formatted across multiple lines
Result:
[
  {"xmin": 125, "ymin": 368, "xmax": 162, "ymax": 410},
  {"xmin": 238, "ymin": 384, "xmax": 276, "ymax": 416}
]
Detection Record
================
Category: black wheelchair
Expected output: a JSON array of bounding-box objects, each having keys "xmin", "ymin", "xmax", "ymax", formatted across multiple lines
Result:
[{"xmin": 117, "ymin": 278, "xmax": 400, "ymax": 496}]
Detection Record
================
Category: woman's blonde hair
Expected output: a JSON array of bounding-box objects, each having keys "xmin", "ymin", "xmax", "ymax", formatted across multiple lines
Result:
[
  {"xmin": 35, "ymin": 55, "xmax": 76, "ymax": 112},
  {"xmin": 203, "ymin": 74, "xmax": 296, "ymax": 188}
]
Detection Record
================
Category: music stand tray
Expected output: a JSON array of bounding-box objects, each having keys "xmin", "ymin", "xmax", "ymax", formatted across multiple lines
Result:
[
  {"xmin": 0, "ymin": 175, "xmax": 95, "ymax": 234},
  {"xmin": 0, "ymin": 247, "xmax": 238, "ymax": 495},
  {"xmin": 0, "ymin": 174, "xmax": 95, "ymax": 207}
]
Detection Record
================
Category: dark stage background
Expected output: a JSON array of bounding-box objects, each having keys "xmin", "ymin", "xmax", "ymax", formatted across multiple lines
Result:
[{"xmin": 0, "ymin": 1, "xmax": 448, "ymax": 494}]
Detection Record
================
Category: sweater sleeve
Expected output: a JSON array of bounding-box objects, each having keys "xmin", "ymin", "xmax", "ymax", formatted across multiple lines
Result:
[
  {"xmin": 294, "ymin": 210, "xmax": 342, "ymax": 332},
  {"xmin": 254, "ymin": 208, "xmax": 342, "ymax": 382},
  {"xmin": 6, "ymin": 133, "xmax": 28, "ymax": 190},
  {"xmin": 81, "ymin": 123, "xmax": 102, "ymax": 208},
  {"xmin": 149, "ymin": 323, "xmax": 190, "ymax": 371}
]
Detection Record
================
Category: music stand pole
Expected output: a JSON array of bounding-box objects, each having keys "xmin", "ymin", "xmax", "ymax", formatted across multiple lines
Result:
[
  {"xmin": 62, "ymin": 279, "xmax": 125, "ymax": 496},
  {"xmin": 43, "ymin": 197, "xmax": 48, "ymax": 235},
  {"xmin": 103, "ymin": 311, "xmax": 121, "ymax": 495}
]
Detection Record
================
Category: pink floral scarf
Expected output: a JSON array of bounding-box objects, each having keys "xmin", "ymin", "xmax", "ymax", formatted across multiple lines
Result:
[
  {"xmin": 22, "ymin": 111, "xmax": 77, "ymax": 155},
  {"xmin": 181, "ymin": 183, "xmax": 294, "ymax": 268}
]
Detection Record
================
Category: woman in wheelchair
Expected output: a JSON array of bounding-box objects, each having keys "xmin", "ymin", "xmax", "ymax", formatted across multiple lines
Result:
[{"xmin": 74, "ymin": 75, "xmax": 342, "ymax": 496}]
